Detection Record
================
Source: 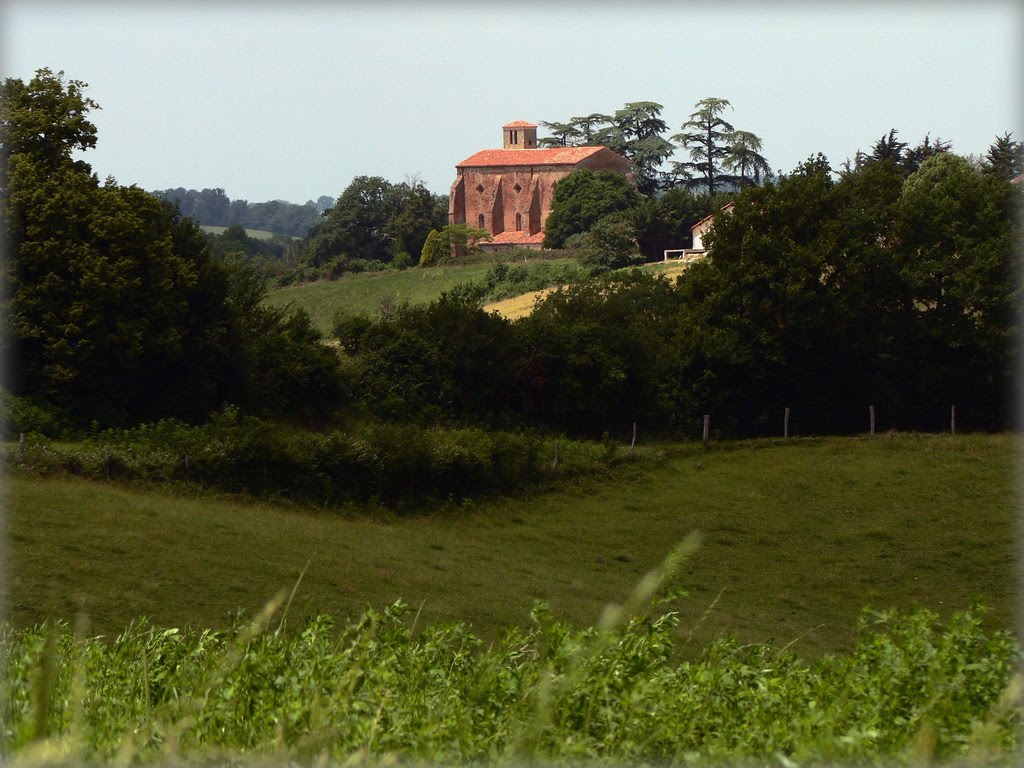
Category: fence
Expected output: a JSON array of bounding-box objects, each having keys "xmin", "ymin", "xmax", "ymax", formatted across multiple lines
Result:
[{"xmin": 601, "ymin": 403, "xmax": 1016, "ymax": 447}]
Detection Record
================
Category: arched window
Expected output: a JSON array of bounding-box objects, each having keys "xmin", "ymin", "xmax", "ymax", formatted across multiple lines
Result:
[
  {"xmin": 515, "ymin": 213, "xmax": 522, "ymax": 231},
  {"xmin": 478, "ymin": 213, "xmax": 485, "ymax": 229}
]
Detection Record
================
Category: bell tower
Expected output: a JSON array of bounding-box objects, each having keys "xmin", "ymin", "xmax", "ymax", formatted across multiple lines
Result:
[{"xmin": 503, "ymin": 120, "xmax": 538, "ymax": 149}]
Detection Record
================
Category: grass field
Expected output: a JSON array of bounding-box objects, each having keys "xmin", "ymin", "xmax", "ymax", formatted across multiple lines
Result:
[
  {"xmin": 4, "ymin": 433, "xmax": 1017, "ymax": 658},
  {"xmin": 264, "ymin": 262, "xmax": 499, "ymax": 334},
  {"xmin": 265, "ymin": 258, "xmax": 694, "ymax": 334},
  {"xmin": 199, "ymin": 224, "xmax": 282, "ymax": 240}
]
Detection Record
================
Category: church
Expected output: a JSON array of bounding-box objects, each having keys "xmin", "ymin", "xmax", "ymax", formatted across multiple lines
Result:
[{"xmin": 448, "ymin": 120, "xmax": 634, "ymax": 250}]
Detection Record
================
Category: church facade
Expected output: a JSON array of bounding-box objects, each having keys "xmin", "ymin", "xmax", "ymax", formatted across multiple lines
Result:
[{"xmin": 449, "ymin": 120, "xmax": 634, "ymax": 249}]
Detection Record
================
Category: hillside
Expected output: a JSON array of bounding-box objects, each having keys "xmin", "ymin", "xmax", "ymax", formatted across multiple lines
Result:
[
  {"xmin": 265, "ymin": 258, "xmax": 692, "ymax": 334},
  {"xmin": 5, "ymin": 434, "xmax": 1016, "ymax": 659}
]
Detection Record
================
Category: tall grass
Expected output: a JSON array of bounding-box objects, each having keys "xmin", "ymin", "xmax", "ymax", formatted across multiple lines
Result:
[{"xmin": 2, "ymin": 550, "xmax": 1020, "ymax": 767}]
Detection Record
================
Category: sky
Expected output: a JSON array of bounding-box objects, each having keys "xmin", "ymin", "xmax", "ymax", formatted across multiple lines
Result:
[{"xmin": 2, "ymin": 1, "xmax": 1021, "ymax": 204}]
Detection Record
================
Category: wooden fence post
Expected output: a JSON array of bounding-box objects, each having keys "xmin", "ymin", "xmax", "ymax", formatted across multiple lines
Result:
[
  {"xmin": 630, "ymin": 422, "xmax": 637, "ymax": 454},
  {"xmin": 869, "ymin": 405, "xmax": 875, "ymax": 436},
  {"xmin": 551, "ymin": 441, "xmax": 560, "ymax": 470},
  {"xmin": 951, "ymin": 405, "xmax": 956, "ymax": 435},
  {"xmin": 702, "ymin": 414, "xmax": 710, "ymax": 448},
  {"xmin": 19, "ymin": 432, "xmax": 25, "ymax": 461},
  {"xmin": 784, "ymin": 407, "xmax": 790, "ymax": 439}
]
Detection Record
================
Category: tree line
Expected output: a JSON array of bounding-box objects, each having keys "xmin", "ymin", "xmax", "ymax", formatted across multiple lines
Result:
[
  {"xmin": 150, "ymin": 187, "xmax": 333, "ymax": 237},
  {"xmin": 336, "ymin": 142, "xmax": 1020, "ymax": 437}
]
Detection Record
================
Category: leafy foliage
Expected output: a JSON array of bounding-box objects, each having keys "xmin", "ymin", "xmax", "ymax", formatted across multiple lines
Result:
[
  {"xmin": 542, "ymin": 169, "xmax": 640, "ymax": 249},
  {"xmin": 302, "ymin": 176, "xmax": 447, "ymax": 272},
  {"xmin": 1, "ymin": 600, "xmax": 1019, "ymax": 765},
  {"xmin": 2, "ymin": 408, "xmax": 628, "ymax": 508}
]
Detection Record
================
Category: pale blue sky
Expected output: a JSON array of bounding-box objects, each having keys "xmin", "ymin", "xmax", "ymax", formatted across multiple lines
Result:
[{"xmin": 2, "ymin": 1, "xmax": 1021, "ymax": 203}]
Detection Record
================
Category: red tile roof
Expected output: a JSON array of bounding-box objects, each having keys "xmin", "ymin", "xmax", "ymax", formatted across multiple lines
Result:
[
  {"xmin": 1012, "ymin": 172, "xmax": 1024, "ymax": 184},
  {"xmin": 458, "ymin": 146, "xmax": 606, "ymax": 168},
  {"xmin": 502, "ymin": 120, "xmax": 538, "ymax": 128},
  {"xmin": 487, "ymin": 231, "xmax": 546, "ymax": 245}
]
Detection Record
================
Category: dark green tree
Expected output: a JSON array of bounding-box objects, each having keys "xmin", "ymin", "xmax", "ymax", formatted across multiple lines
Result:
[
  {"xmin": 983, "ymin": 132, "xmax": 1024, "ymax": 181},
  {"xmin": 723, "ymin": 130, "xmax": 772, "ymax": 187},
  {"xmin": 303, "ymin": 176, "xmax": 403, "ymax": 267},
  {"xmin": 385, "ymin": 181, "xmax": 447, "ymax": 263},
  {"xmin": 540, "ymin": 103, "xmax": 673, "ymax": 194},
  {"xmin": 578, "ymin": 211, "xmax": 642, "ymax": 271},
  {"xmin": 671, "ymin": 97, "xmax": 736, "ymax": 195},
  {"xmin": 893, "ymin": 152, "xmax": 1019, "ymax": 410},
  {"xmin": 542, "ymin": 169, "xmax": 640, "ymax": 249}
]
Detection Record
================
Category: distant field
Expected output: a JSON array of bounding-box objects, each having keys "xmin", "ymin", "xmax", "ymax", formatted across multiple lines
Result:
[
  {"xmin": 200, "ymin": 225, "xmax": 280, "ymax": 240},
  {"xmin": 5, "ymin": 433, "xmax": 1017, "ymax": 658},
  {"xmin": 265, "ymin": 257, "xmax": 695, "ymax": 334},
  {"xmin": 265, "ymin": 262, "xmax": 498, "ymax": 333}
]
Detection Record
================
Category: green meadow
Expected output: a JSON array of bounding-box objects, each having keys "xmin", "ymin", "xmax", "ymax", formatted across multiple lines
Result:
[
  {"xmin": 264, "ymin": 258, "xmax": 684, "ymax": 336},
  {"xmin": 5, "ymin": 433, "xmax": 1017, "ymax": 659},
  {"xmin": 199, "ymin": 224, "xmax": 281, "ymax": 240}
]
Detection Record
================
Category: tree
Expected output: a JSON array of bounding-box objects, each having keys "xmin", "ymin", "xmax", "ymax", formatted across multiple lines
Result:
[
  {"xmin": 893, "ymin": 152, "xmax": 1019, "ymax": 409},
  {"xmin": 542, "ymin": 169, "xmax": 640, "ymax": 249},
  {"xmin": 723, "ymin": 130, "xmax": 771, "ymax": 187},
  {"xmin": 631, "ymin": 188, "xmax": 716, "ymax": 261},
  {"xmin": 1, "ymin": 68, "xmax": 345, "ymax": 426},
  {"xmin": 870, "ymin": 128, "xmax": 908, "ymax": 164},
  {"xmin": 607, "ymin": 102, "xmax": 676, "ymax": 194},
  {"xmin": 303, "ymin": 176, "xmax": 403, "ymax": 267},
  {"xmin": 903, "ymin": 133, "xmax": 952, "ymax": 174},
  {"xmin": 578, "ymin": 211, "xmax": 642, "ymax": 271},
  {"xmin": 385, "ymin": 181, "xmax": 447, "ymax": 263},
  {"xmin": 983, "ymin": 132, "xmax": 1024, "ymax": 181},
  {"xmin": 538, "ymin": 120, "xmax": 577, "ymax": 147},
  {"xmin": 540, "ymin": 103, "xmax": 674, "ymax": 194},
  {"xmin": 671, "ymin": 97, "xmax": 736, "ymax": 195},
  {"xmin": 0, "ymin": 68, "xmax": 98, "ymax": 197}
]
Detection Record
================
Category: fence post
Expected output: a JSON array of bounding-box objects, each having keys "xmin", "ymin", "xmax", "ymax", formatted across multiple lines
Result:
[
  {"xmin": 702, "ymin": 414, "xmax": 710, "ymax": 448},
  {"xmin": 104, "ymin": 447, "xmax": 110, "ymax": 479},
  {"xmin": 784, "ymin": 407, "xmax": 790, "ymax": 439},
  {"xmin": 869, "ymin": 405, "xmax": 875, "ymax": 436},
  {"xmin": 951, "ymin": 405, "xmax": 956, "ymax": 435},
  {"xmin": 551, "ymin": 441, "xmax": 560, "ymax": 470},
  {"xmin": 19, "ymin": 432, "xmax": 25, "ymax": 461},
  {"xmin": 630, "ymin": 422, "xmax": 637, "ymax": 454}
]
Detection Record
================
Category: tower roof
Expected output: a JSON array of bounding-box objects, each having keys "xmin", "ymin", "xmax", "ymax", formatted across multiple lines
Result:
[{"xmin": 502, "ymin": 120, "xmax": 538, "ymax": 129}]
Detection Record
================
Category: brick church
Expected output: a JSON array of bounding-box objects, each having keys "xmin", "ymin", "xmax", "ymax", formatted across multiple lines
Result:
[{"xmin": 448, "ymin": 120, "xmax": 634, "ymax": 249}]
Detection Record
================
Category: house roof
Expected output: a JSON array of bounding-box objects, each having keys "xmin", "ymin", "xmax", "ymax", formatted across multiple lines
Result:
[
  {"xmin": 1012, "ymin": 172, "xmax": 1024, "ymax": 184},
  {"xmin": 503, "ymin": 120, "xmax": 538, "ymax": 128},
  {"xmin": 689, "ymin": 201, "xmax": 735, "ymax": 232},
  {"xmin": 457, "ymin": 145, "xmax": 608, "ymax": 168}
]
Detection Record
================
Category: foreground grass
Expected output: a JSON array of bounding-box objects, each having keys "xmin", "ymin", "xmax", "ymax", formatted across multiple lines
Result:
[
  {"xmin": 2, "ymin": 579, "xmax": 1020, "ymax": 766},
  {"xmin": 4, "ymin": 433, "xmax": 1018, "ymax": 658}
]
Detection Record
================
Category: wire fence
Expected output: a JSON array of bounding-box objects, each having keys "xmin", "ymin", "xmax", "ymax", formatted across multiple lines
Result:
[{"xmin": 602, "ymin": 403, "xmax": 1016, "ymax": 446}]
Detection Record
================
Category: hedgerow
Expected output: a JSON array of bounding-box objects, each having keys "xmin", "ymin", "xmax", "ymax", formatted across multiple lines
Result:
[{"xmin": 2, "ymin": 408, "xmax": 636, "ymax": 509}]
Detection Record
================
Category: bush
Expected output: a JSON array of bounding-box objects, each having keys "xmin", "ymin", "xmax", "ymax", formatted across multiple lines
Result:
[
  {"xmin": 3, "ymin": 413, "xmax": 632, "ymax": 509},
  {"xmin": 0, "ymin": 388, "xmax": 75, "ymax": 439}
]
